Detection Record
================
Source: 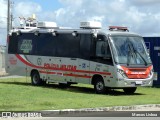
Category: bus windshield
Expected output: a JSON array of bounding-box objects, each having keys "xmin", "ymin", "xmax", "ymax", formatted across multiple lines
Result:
[{"xmin": 110, "ymin": 36, "xmax": 152, "ymax": 65}]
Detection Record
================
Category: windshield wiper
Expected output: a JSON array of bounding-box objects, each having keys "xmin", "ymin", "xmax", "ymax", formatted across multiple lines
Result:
[
  {"xmin": 127, "ymin": 44, "xmax": 135, "ymax": 66},
  {"xmin": 134, "ymin": 50, "xmax": 148, "ymax": 66},
  {"xmin": 130, "ymin": 43, "xmax": 148, "ymax": 66}
]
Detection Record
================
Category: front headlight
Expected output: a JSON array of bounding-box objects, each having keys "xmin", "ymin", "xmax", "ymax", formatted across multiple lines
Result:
[
  {"xmin": 149, "ymin": 67, "xmax": 154, "ymax": 77},
  {"xmin": 117, "ymin": 68, "xmax": 128, "ymax": 78}
]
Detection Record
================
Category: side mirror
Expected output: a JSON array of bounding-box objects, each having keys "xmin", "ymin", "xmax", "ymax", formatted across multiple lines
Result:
[
  {"xmin": 92, "ymin": 29, "xmax": 98, "ymax": 38},
  {"xmin": 93, "ymin": 33, "xmax": 97, "ymax": 38}
]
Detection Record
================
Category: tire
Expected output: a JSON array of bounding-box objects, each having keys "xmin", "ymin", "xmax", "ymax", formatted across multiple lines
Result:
[
  {"xmin": 123, "ymin": 87, "xmax": 137, "ymax": 94},
  {"xmin": 94, "ymin": 78, "xmax": 106, "ymax": 94},
  {"xmin": 31, "ymin": 71, "xmax": 43, "ymax": 86}
]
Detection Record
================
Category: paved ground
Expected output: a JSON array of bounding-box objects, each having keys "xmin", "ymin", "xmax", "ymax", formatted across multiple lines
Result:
[
  {"xmin": 3, "ymin": 109, "xmax": 160, "ymax": 120},
  {"xmin": 0, "ymin": 70, "xmax": 8, "ymax": 77},
  {"xmin": 3, "ymin": 104, "xmax": 160, "ymax": 120},
  {"xmin": 6, "ymin": 117, "xmax": 160, "ymax": 120},
  {"xmin": 0, "ymin": 75, "xmax": 23, "ymax": 79},
  {"xmin": 0, "ymin": 70, "xmax": 24, "ymax": 79}
]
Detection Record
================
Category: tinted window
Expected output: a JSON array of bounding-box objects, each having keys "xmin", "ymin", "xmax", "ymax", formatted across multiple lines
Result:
[
  {"xmin": 80, "ymin": 34, "xmax": 92, "ymax": 59},
  {"xmin": 18, "ymin": 39, "xmax": 33, "ymax": 54},
  {"xmin": 9, "ymin": 33, "xmax": 93, "ymax": 59},
  {"xmin": 37, "ymin": 33, "xmax": 56, "ymax": 56},
  {"xmin": 56, "ymin": 34, "xmax": 80, "ymax": 57},
  {"xmin": 94, "ymin": 35, "xmax": 113, "ymax": 64},
  {"xmin": 96, "ymin": 41, "xmax": 105, "ymax": 57},
  {"xmin": 17, "ymin": 33, "xmax": 37, "ymax": 55},
  {"xmin": 8, "ymin": 33, "xmax": 18, "ymax": 54}
]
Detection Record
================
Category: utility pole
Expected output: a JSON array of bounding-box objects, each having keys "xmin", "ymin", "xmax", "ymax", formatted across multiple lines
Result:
[{"xmin": 7, "ymin": 0, "xmax": 10, "ymax": 35}]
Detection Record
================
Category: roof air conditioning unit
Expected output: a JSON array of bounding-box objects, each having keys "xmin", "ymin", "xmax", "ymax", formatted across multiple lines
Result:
[
  {"xmin": 37, "ymin": 22, "xmax": 58, "ymax": 28},
  {"xmin": 80, "ymin": 21, "xmax": 102, "ymax": 29}
]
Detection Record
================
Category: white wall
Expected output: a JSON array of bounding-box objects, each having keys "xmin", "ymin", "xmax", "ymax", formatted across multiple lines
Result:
[{"xmin": 0, "ymin": 46, "xmax": 6, "ymax": 71}]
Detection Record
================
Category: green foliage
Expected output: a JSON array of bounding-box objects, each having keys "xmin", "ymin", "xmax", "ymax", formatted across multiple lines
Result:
[{"xmin": 0, "ymin": 77, "xmax": 160, "ymax": 111}]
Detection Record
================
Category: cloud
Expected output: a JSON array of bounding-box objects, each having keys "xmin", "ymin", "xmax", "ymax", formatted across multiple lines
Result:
[
  {"xmin": 14, "ymin": 2, "xmax": 42, "ymax": 17},
  {"xmin": 53, "ymin": 0, "xmax": 160, "ymax": 36},
  {"xmin": 52, "ymin": 0, "xmax": 109, "ymax": 27},
  {"xmin": 130, "ymin": 0, "xmax": 160, "ymax": 6},
  {"xmin": 0, "ymin": 0, "xmax": 7, "ymax": 26},
  {"xmin": 12, "ymin": 1, "xmax": 42, "ymax": 27},
  {"xmin": 0, "ymin": 0, "xmax": 7, "ymax": 45},
  {"xmin": 0, "ymin": 1, "xmax": 43, "ymax": 45}
]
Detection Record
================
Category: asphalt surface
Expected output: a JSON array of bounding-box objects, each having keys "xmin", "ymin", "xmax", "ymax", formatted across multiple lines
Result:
[
  {"xmin": 0, "ymin": 75, "xmax": 24, "ymax": 79},
  {"xmin": 7, "ymin": 111, "xmax": 160, "ymax": 120},
  {"xmin": 2, "ymin": 108, "xmax": 159, "ymax": 119},
  {"xmin": 10, "ymin": 117, "xmax": 160, "ymax": 120}
]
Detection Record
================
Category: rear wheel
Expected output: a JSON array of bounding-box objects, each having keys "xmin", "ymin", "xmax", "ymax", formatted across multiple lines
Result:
[
  {"xmin": 94, "ymin": 78, "xmax": 106, "ymax": 94},
  {"xmin": 31, "ymin": 71, "xmax": 43, "ymax": 86},
  {"xmin": 123, "ymin": 87, "xmax": 137, "ymax": 94}
]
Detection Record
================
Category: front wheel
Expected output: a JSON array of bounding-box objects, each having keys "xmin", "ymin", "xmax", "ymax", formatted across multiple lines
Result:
[
  {"xmin": 123, "ymin": 87, "xmax": 137, "ymax": 94},
  {"xmin": 94, "ymin": 78, "xmax": 106, "ymax": 94},
  {"xmin": 31, "ymin": 71, "xmax": 43, "ymax": 86}
]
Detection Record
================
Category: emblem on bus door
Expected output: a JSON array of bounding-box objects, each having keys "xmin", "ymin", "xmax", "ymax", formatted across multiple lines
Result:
[
  {"xmin": 82, "ymin": 63, "xmax": 86, "ymax": 68},
  {"xmin": 9, "ymin": 56, "xmax": 17, "ymax": 65}
]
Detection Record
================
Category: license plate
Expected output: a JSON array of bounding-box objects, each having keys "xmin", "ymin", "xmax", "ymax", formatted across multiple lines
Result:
[{"xmin": 135, "ymin": 81, "xmax": 142, "ymax": 85}]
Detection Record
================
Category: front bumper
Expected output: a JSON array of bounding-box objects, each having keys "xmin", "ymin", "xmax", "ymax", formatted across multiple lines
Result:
[{"xmin": 116, "ymin": 77, "xmax": 153, "ymax": 88}]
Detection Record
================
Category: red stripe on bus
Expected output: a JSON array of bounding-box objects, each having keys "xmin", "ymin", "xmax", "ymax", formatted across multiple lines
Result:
[
  {"xmin": 39, "ymin": 71, "xmax": 92, "ymax": 78},
  {"xmin": 42, "ymin": 67, "xmax": 111, "ymax": 75},
  {"xmin": 16, "ymin": 54, "xmax": 111, "ymax": 76},
  {"xmin": 16, "ymin": 54, "xmax": 43, "ymax": 69},
  {"xmin": 64, "ymin": 74, "xmax": 92, "ymax": 78},
  {"xmin": 76, "ymin": 70, "xmax": 111, "ymax": 75},
  {"xmin": 39, "ymin": 71, "xmax": 57, "ymax": 74}
]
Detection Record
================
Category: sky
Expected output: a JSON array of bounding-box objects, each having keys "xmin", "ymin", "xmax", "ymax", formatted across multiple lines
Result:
[{"xmin": 0, "ymin": 0, "xmax": 160, "ymax": 45}]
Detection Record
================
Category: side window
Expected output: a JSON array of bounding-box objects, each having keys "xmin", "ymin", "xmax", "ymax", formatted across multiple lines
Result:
[
  {"xmin": 18, "ymin": 39, "xmax": 33, "ymax": 54},
  {"xmin": 80, "ymin": 34, "xmax": 92, "ymax": 59},
  {"xmin": 96, "ymin": 41, "xmax": 106, "ymax": 57},
  {"xmin": 56, "ymin": 34, "xmax": 80, "ymax": 57},
  {"xmin": 8, "ymin": 33, "xmax": 18, "ymax": 54},
  {"xmin": 96, "ymin": 35, "xmax": 111, "ymax": 58},
  {"xmin": 37, "ymin": 33, "xmax": 56, "ymax": 56},
  {"xmin": 17, "ymin": 33, "xmax": 37, "ymax": 55}
]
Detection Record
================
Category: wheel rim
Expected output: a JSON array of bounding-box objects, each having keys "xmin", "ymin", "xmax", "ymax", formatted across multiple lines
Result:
[
  {"xmin": 33, "ymin": 74, "xmax": 39, "ymax": 84},
  {"xmin": 96, "ymin": 81, "xmax": 104, "ymax": 91}
]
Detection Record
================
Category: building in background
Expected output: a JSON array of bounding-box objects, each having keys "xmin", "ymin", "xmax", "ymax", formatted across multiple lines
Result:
[
  {"xmin": 0, "ymin": 45, "xmax": 6, "ymax": 71},
  {"xmin": 144, "ymin": 37, "xmax": 160, "ymax": 85}
]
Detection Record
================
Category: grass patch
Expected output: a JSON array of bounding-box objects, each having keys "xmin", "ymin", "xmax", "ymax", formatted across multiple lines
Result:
[{"xmin": 0, "ymin": 77, "xmax": 160, "ymax": 111}]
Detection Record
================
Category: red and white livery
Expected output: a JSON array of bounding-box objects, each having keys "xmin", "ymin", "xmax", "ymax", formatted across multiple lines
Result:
[{"xmin": 6, "ymin": 21, "xmax": 154, "ymax": 94}]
